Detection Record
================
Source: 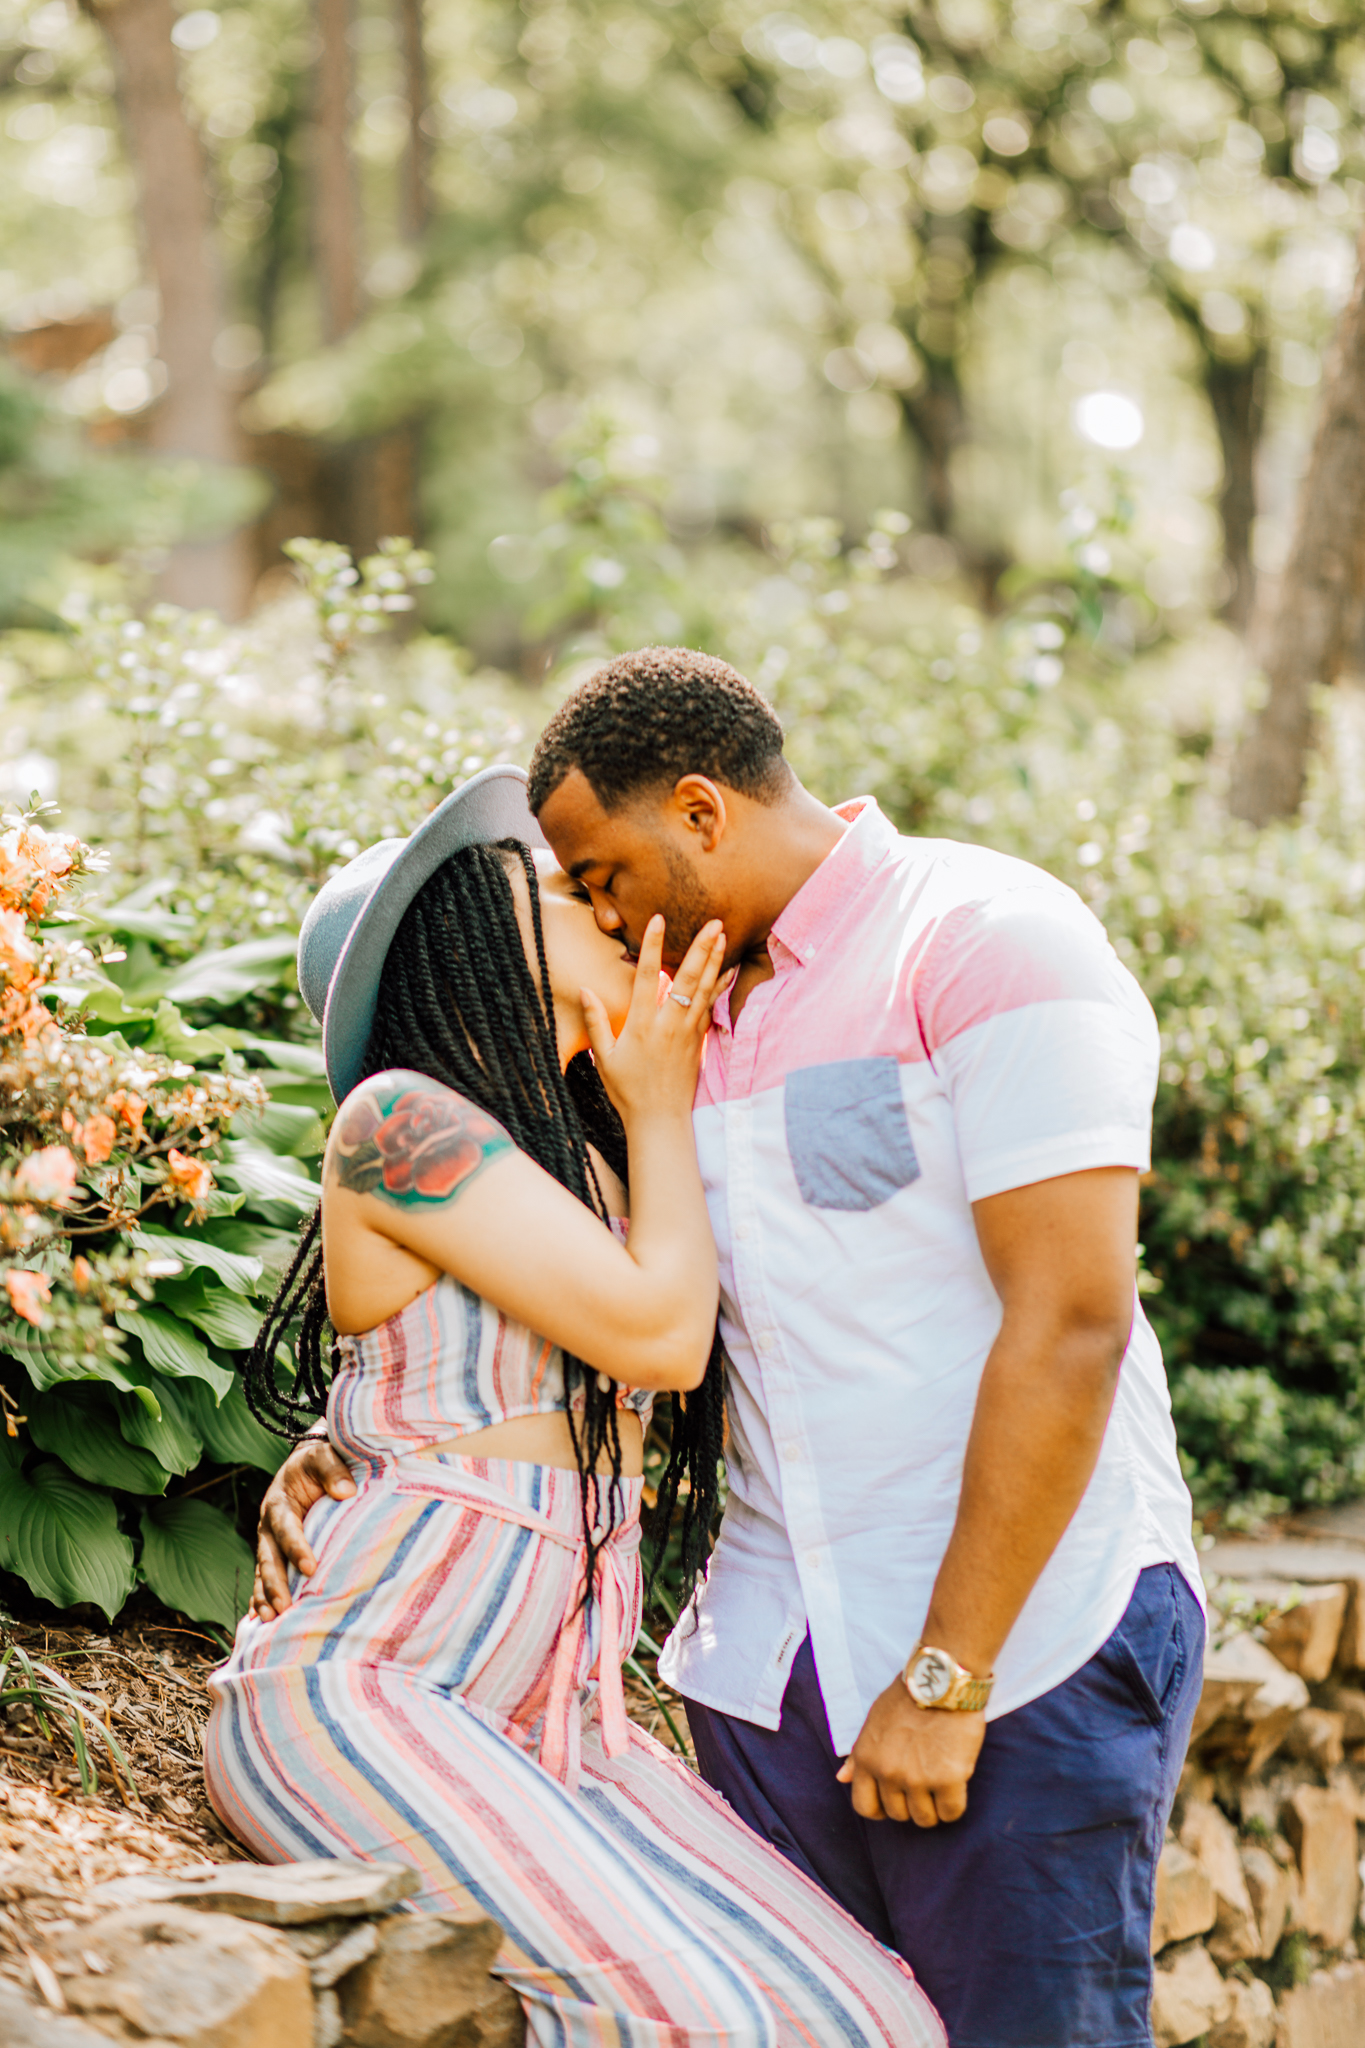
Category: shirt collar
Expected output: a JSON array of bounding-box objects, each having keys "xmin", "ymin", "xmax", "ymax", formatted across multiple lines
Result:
[{"xmin": 766, "ymin": 797, "xmax": 898, "ymax": 969}]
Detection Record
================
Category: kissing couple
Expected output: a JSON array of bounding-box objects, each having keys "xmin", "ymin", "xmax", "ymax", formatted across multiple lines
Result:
[{"xmin": 207, "ymin": 646, "xmax": 1203, "ymax": 2048}]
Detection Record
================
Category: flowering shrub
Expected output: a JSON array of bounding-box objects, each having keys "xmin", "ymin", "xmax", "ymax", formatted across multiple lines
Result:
[{"xmin": 0, "ymin": 801, "xmax": 321, "ymax": 1627}]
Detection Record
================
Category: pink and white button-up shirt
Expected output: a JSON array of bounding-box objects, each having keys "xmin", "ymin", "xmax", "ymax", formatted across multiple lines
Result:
[{"xmin": 658, "ymin": 797, "xmax": 1202, "ymax": 1751}]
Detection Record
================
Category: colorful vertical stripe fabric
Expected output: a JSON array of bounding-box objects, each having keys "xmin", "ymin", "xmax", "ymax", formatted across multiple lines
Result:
[
  {"xmin": 206, "ymin": 1454, "xmax": 944, "ymax": 2048},
  {"xmin": 326, "ymin": 1215, "xmax": 651, "ymax": 1470}
]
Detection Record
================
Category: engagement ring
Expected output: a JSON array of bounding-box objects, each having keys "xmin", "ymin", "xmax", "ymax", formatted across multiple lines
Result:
[{"xmin": 668, "ymin": 990, "xmax": 694, "ymax": 1009}]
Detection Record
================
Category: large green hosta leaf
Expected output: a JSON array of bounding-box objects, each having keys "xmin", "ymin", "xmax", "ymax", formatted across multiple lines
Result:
[
  {"xmin": 131, "ymin": 1227, "xmax": 262, "ymax": 1296},
  {"xmin": 115, "ymin": 1377, "xmax": 203, "ymax": 1475},
  {"xmin": 175, "ymin": 1377, "xmax": 289, "ymax": 1476},
  {"xmin": 26, "ymin": 1387, "xmax": 171, "ymax": 1495},
  {"xmin": 217, "ymin": 1142, "xmax": 318, "ymax": 1221},
  {"xmin": 236, "ymin": 1100, "xmax": 327, "ymax": 1158},
  {"xmin": 161, "ymin": 932, "xmax": 299, "ymax": 1007},
  {"xmin": 139, "ymin": 1498, "xmax": 253, "ymax": 1631},
  {"xmin": 114, "ymin": 1307, "xmax": 234, "ymax": 1399},
  {"xmin": 193, "ymin": 1217, "xmax": 306, "ymax": 1287},
  {"xmin": 154, "ymin": 1272, "xmax": 264, "ymax": 1351},
  {"xmin": 3, "ymin": 1320, "xmax": 159, "ymax": 1408},
  {"xmin": 0, "ymin": 1461, "xmax": 136, "ymax": 1619}
]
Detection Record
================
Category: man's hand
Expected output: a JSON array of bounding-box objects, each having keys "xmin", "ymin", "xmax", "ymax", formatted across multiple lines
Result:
[
  {"xmin": 837, "ymin": 1680, "xmax": 985, "ymax": 1826},
  {"xmin": 250, "ymin": 1438, "xmax": 355, "ymax": 1620}
]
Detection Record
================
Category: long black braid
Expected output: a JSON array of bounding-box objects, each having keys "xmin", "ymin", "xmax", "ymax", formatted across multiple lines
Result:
[{"xmin": 244, "ymin": 838, "xmax": 725, "ymax": 1609}]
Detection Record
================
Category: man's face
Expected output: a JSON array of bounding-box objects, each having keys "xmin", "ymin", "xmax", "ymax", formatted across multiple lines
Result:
[{"xmin": 536, "ymin": 769, "xmax": 726, "ymax": 970}]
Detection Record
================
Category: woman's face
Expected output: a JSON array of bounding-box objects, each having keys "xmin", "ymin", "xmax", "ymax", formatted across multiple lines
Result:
[{"xmin": 510, "ymin": 848, "xmax": 638, "ymax": 1063}]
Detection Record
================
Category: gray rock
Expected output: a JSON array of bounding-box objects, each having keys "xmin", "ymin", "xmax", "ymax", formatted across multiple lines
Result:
[
  {"xmin": 340, "ymin": 1911, "xmax": 519, "ymax": 2048},
  {"xmin": 1276, "ymin": 1959, "xmax": 1365, "ymax": 2048},
  {"xmin": 276, "ymin": 1918, "xmax": 359, "ymax": 1962},
  {"xmin": 89, "ymin": 1857, "xmax": 420, "ymax": 1926},
  {"xmin": 1151, "ymin": 1941, "xmax": 1233, "ymax": 2047},
  {"xmin": 1207, "ymin": 1974, "xmax": 1276, "ymax": 2048},
  {"xmin": 0, "ymin": 1982, "xmax": 168, "ymax": 2048},
  {"xmin": 49, "ymin": 1902, "xmax": 313, "ymax": 2045},
  {"xmin": 313, "ymin": 1987, "xmax": 344, "ymax": 2048},
  {"xmin": 308, "ymin": 1918, "xmax": 379, "ymax": 1989},
  {"xmin": 1283, "ymin": 1784, "xmax": 1361, "ymax": 1949}
]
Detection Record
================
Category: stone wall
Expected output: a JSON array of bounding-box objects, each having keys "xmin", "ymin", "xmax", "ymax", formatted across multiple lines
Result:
[
  {"xmin": 1, "ymin": 1859, "xmax": 524, "ymax": 2048},
  {"xmin": 1154, "ymin": 1530, "xmax": 1365, "ymax": 2048}
]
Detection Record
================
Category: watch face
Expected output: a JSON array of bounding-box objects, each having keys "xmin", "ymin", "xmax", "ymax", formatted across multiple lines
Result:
[{"xmin": 907, "ymin": 1648, "xmax": 954, "ymax": 1707}]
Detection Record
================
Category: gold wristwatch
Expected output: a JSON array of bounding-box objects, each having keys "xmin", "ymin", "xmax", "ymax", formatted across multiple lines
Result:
[{"xmin": 902, "ymin": 1642, "xmax": 994, "ymax": 1712}]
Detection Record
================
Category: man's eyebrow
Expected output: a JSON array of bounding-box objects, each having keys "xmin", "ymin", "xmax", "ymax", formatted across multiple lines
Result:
[{"xmin": 566, "ymin": 858, "xmax": 598, "ymax": 880}]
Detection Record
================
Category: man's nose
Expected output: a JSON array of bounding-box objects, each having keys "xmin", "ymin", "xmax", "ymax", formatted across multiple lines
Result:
[{"xmin": 590, "ymin": 894, "xmax": 623, "ymax": 935}]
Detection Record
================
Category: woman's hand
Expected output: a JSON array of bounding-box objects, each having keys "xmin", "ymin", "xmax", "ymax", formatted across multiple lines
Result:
[
  {"xmin": 250, "ymin": 1437, "xmax": 355, "ymax": 1619},
  {"xmin": 581, "ymin": 914, "xmax": 726, "ymax": 1129}
]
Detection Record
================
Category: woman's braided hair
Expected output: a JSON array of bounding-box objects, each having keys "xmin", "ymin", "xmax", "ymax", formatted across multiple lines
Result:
[{"xmin": 243, "ymin": 838, "xmax": 724, "ymax": 1610}]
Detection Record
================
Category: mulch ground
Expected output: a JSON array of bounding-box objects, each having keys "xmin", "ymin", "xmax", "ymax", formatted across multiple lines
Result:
[{"xmin": 0, "ymin": 1612, "xmax": 244, "ymax": 2009}]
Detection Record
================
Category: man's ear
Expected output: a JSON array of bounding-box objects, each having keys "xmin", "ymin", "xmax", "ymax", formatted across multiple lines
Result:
[{"xmin": 669, "ymin": 775, "xmax": 728, "ymax": 852}]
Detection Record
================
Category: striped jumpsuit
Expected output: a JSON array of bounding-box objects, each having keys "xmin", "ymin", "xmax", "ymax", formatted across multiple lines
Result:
[{"xmin": 204, "ymin": 1237, "xmax": 944, "ymax": 2048}]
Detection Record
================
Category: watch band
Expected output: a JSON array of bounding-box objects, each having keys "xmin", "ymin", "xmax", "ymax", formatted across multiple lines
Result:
[{"xmin": 902, "ymin": 1642, "xmax": 994, "ymax": 1712}]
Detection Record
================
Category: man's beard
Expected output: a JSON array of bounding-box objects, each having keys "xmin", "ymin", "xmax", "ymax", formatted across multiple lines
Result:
[{"xmin": 658, "ymin": 840, "xmax": 721, "ymax": 963}]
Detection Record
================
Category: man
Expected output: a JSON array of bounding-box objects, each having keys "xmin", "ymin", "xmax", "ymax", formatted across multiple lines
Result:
[{"xmin": 258, "ymin": 647, "xmax": 1204, "ymax": 2048}]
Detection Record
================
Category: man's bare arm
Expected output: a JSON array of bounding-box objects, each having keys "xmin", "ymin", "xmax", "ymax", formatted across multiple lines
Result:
[
  {"xmin": 250, "ymin": 1438, "xmax": 355, "ymax": 1619},
  {"xmin": 838, "ymin": 1165, "xmax": 1137, "ymax": 1826}
]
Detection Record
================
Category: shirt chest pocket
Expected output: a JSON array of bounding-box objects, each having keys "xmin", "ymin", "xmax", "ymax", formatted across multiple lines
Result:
[{"xmin": 783, "ymin": 1058, "xmax": 920, "ymax": 1212}]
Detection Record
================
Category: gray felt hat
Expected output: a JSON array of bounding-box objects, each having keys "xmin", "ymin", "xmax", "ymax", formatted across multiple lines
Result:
[{"xmin": 298, "ymin": 764, "xmax": 549, "ymax": 1104}]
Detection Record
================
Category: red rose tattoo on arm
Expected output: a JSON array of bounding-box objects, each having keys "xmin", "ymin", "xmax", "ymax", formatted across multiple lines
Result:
[{"xmin": 330, "ymin": 1073, "xmax": 513, "ymax": 1206}]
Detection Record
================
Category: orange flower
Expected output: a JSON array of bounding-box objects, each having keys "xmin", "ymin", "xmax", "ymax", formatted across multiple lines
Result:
[
  {"xmin": 71, "ymin": 1256, "xmax": 92, "ymax": 1293},
  {"xmin": 79, "ymin": 1113, "xmax": 117, "ymax": 1165},
  {"xmin": 0, "ymin": 1205, "xmax": 37, "ymax": 1250},
  {"xmin": 24, "ymin": 826, "xmax": 75, "ymax": 882},
  {"xmin": 13, "ymin": 1145, "xmax": 79, "ymax": 1207},
  {"xmin": 0, "ymin": 832, "xmax": 41, "ymax": 916},
  {"xmin": 106, "ymin": 1090, "xmax": 147, "ymax": 1141},
  {"xmin": 4, "ymin": 1269, "xmax": 51, "ymax": 1326},
  {"xmin": 0, "ymin": 908, "xmax": 37, "ymax": 988},
  {"xmin": 165, "ymin": 1148, "xmax": 213, "ymax": 1204}
]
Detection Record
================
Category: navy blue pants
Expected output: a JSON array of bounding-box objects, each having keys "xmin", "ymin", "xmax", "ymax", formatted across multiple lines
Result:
[{"xmin": 684, "ymin": 1564, "xmax": 1204, "ymax": 2048}]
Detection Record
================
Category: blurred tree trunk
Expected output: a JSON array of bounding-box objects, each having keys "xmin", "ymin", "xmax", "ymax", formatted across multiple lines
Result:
[
  {"xmin": 80, "ymin": 0, "xmax": 251, "ymax": 616},
  {"xmin": 398, "ymin": 0, "xmax": 430, "ymax": 243},
  {"xmin": 900, "ymin": 365, "xmax": 963, "ymax": 535},
  {"xmin": 313, "ymin": 0, "xmax": 362, "ymax": 343},
  {"xmin": 378, "ymin": 0, "xmax": 428, "ymax": 555},
  {"xmin": 1207, "ymin": 352, "xmax": 1265, "ymax": 636},
  {"xmin": 1229, "ymin": 229, "xmax": 1365, "ymax": 826}
]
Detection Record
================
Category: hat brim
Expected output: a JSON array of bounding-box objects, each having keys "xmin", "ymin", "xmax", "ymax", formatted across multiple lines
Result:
[{"xmin": 321, "ymin": 765, "xmax": 549, "ymax": 1104}]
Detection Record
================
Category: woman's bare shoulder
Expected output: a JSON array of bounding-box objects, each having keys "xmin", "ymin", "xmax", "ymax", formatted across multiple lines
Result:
[{"xmin": 325, "ymin": 1070, "xmax": 515, "ymax": 1210}]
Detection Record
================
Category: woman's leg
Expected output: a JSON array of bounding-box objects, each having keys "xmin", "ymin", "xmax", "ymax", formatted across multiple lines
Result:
[
  {"xmin": 578, "ymin": 1721, "xmax": 945, "ymax": 2048},
  {"xmin": 206, "ymin": 1662, "xmax": 777, "ymax": 2048}
]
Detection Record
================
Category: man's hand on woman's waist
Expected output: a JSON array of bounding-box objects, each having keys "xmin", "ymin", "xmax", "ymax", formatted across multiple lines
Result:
[{"xmin": 251, "ymin": 1437, "xmax": 356, "ymax": 1619}]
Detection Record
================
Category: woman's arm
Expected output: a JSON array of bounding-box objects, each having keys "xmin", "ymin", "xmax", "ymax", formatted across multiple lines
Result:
[{"xmin": 325, "ymin": 915, "xmax": 725, "ymax": 1389}]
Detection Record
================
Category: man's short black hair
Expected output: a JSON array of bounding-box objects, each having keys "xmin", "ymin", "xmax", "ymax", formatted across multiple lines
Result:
[{"xmin": 527, "ymin": 646, "xmax": 788, "ymax": 815}]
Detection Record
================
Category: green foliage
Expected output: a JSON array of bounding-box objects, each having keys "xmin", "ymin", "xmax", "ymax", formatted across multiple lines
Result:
[
  {"xmin": 0, "ymin": 1454, "xmax": 136, "ymax": 1620},
  {"xmin": 139, "ymin": 1497, "xmax": 255, "ymax": 1634},
  {"xmin": 0, "ymin": 1637, "xmax": 134, "ymax": 1798}
]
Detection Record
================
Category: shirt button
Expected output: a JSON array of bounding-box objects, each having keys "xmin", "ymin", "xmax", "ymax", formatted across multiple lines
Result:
[
  {"xmin": 756, "ymin": 1332, "xmax": 775, "ymax": 1353},
  {"xmin": 782, "ymin": 1440, "xmax": 800, "ymax": 1463},
  {"xmin": 735, "ymin": 1221, "xmax": 750, "ymax": 1241},
  {"xmin": 806, "ymin": 1550, "xmax": 821, "ymax": 1570}
]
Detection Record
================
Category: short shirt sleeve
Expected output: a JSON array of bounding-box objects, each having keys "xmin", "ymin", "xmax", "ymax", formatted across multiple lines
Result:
[{"xmin": 913, "ymin": 885, "xmax": 1159, "ymax": 1203}]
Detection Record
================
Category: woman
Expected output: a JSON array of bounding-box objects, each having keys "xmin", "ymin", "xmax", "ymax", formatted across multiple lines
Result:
[{"xmin": 204, "ymin": 767, "xmax": 943, "ymax": 2048}]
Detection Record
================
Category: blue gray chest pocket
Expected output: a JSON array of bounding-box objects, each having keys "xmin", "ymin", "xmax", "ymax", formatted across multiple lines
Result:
[{"xmin": 783, "ymin": 1058, "xmax": 920, "ymax": 1212}]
